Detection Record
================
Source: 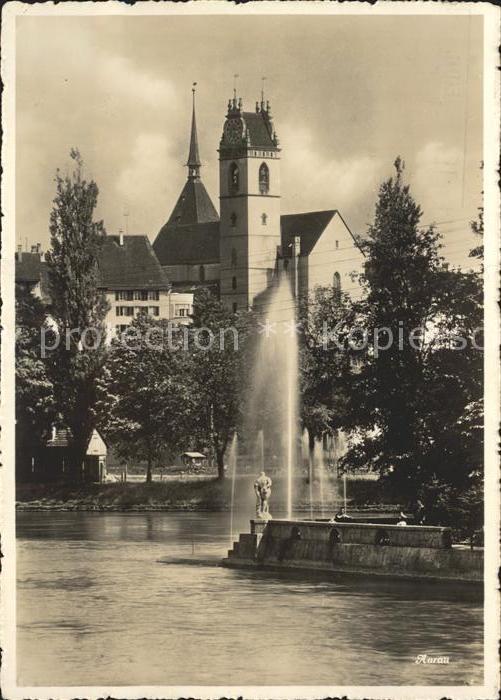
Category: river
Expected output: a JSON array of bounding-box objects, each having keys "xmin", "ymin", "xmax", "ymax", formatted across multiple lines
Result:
[{"xmin": 17, "ymin": 511, "xmax": 483, "ymax": 687}]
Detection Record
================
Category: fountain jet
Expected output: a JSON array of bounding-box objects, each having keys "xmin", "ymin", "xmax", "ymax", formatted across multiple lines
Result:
[{"xmin": 247, "ymin": 274, "xmax": 299, "ymax": 519}]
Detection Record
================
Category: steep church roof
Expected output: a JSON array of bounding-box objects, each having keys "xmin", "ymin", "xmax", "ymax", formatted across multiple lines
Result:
[
  {"xmin": 162, "ymin": 178, "xmax": 219, "ymax": 229},
  {"xmin": 154, "ymin": 88, "xmax": 219, "ymax": 260},
  {"xmin": 154, "ymin": 221, "xmax": 220, "ymax": 266}
]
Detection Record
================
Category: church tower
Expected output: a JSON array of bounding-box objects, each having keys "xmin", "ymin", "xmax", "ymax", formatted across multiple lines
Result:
[{"xmin": 219, "ymin": 92, "xmax": 281, "ymax": 311}]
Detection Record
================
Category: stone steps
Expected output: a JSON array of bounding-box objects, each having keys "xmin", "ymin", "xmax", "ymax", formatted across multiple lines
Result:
[{"xmin": 227, "ymin": 532, "xmax": 260, "ymax": 560}]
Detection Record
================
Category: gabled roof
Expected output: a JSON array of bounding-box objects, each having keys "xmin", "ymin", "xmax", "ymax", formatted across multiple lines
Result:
[
  {"xmin": 163, "ymin": 178, "xmax": 219, "ymax": 229},
  {"xmin": 281, "ymin": 210, "xmax": 337, "ymax": 256},
  {"xmin": 153, "ymin": 221, "xmax": 220, "ymax": 266},
  {"xmin": 242, "ymin": 111, "xmax": 277, "ymax": 150},
  {"xmin": 98, "ymin": 235, "xmax": 170, "ymax": 290},
  {"xmin": 15, "ymin": 237, "xmax": 170, "ymax": 295},
  {"xmin": 46, "ymin": 427, "xmax": 107, "ymax": 451},
  {"xmin": 15, "ymin": 252, "xmax": 43, "ymax": 283},
  {"xmin": 281, "ymin": 210, "xmax": 364, "ymax": 257}
]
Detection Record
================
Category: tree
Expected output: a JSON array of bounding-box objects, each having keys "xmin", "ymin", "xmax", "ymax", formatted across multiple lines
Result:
[
  {"xmin": 189, "ymin": 289, "xmax": 253, "ymax": 480},
  {"xmin": 299, "ymin": 285, "xmax": 360, "ymax": 474},
  {"xmin": 469, "ymin": 206, "xmax": 483, "ymax": 260},
  {"xmin": 15, "ymin": 286, "xmax": 55, "ymax": 480},
  {"xmin": 344, "ymin": 158, "xmax": 483, "ymax": 502},
  {"xmin": 103, "ymin": 314, "xmax": 195, "ymax": 482},
  {"xmin": 44, "ymin": 149, "xmax": 109, "ymax": 479}
]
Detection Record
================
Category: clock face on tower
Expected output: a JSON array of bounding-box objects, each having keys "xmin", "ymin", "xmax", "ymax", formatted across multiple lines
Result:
[{"xmin": 224, "ymin": 118, "xmax": 243, "ymax": 145}]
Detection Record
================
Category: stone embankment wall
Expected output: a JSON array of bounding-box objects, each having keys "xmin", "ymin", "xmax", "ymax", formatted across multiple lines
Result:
[{"xmin": 223, "ymin": 519, "xmax": 483, "ymax": 584}]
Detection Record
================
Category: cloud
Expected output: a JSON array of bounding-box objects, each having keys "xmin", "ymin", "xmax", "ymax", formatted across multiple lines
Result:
[
  {"xmin": 97, "ymin": 54, "xmax": 176, "ymax": 110},
  {"xmin": 411, "ymin": 141, "xmax": 464, "ymax": 222},
  {"xmin": 280, "ymin": 123, "xmax": 383, "ymax": 225},
  {"xmin": 112, "ymin": 132, "xmax": 180, "ymax": 236}
]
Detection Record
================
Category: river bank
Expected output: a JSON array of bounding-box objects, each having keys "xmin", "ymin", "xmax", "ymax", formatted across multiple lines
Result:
[
  {"xmin": 16, "ymin": 476, "xmax": 385, "ymax": 512},
  {"xmin": 16, "ymin": 480, "xmax": 232, "ymax": 511}
]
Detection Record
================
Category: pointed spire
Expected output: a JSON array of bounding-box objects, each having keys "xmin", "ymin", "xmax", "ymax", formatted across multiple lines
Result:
[
  {"xmin": 261, "ymin": 76, "xmax": 266, "ymax": 111},
  {"xmin": 187, "ymin": 83, "xmax": 201, "ymax": 179}
]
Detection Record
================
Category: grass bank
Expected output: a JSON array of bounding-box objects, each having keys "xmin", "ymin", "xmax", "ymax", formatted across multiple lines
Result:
[
  {"xmin": 16, "ymin": 479, "xmax": 232, "ymax": 511},
  {"xmin": 16, "ymin": 475, "xmax": 393, "ymax": 512}
]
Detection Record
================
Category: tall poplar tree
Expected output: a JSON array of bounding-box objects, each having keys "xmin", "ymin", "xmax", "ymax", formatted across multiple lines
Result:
[{"xmin": 45, "ymin": 149, "xmax": 109, "ymax": 479}]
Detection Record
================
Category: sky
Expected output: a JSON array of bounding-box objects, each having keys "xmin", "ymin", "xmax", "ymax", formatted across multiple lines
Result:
[{"xmin": 16, "ymin": 13, "xmax": 483, "ymax": 268}]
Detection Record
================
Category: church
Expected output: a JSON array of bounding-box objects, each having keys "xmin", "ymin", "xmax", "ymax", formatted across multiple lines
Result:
[{"xmin": 153, "ymin": 89, "xmax": 365, "ymax": 312}]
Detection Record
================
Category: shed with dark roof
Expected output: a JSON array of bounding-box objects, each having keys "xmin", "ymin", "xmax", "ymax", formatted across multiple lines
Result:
[{"xmin": 33, "ymin": 428, "xmax": 107, "ymax": 483}]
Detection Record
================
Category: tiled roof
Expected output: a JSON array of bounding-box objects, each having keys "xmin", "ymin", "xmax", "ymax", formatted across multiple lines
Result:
[
  {"xmin": 15, "ymin": 237, "xmax": 169, "ymax": 293},
  {"xmin": 15, "ymin": 252, "xmax": 43, "ymax": 283},
  {"xmin": 163, "ymin": 178, "xmax": 219, "ymax": 229},
  {"xmin": 98, "ymin": 235, "xmax": 170, "ymax": 290},
  {"xmin": 282, "ymin": 210, "xmax": 364, "ymax": 256},
  {"xmin": 281, "ymin": 210, "xmax": 337, "ymax": 256},
  {"xmin": 153, "ymin": 221, "xmax": 220, "ymax": 266},
  {"xmin": 46, "ymin": 427, "xmax": 106, "ymax": 450},
  {"xmin": 242, "ymin": 111, "xmax": 277, "ymax": 150}
]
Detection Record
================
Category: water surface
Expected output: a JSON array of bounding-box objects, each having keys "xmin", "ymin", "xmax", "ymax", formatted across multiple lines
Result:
[{"xmin": 17, "ymin": 511, "xmax": 483, "ymax": 686}]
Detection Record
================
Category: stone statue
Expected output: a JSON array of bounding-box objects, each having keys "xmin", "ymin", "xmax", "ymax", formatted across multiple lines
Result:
[{"xmin": 254, "ymin": 471, "xmax": 273, "ymax": 520}]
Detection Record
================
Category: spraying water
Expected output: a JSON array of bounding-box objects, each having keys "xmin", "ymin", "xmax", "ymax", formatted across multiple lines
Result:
[
  {"xmin": 313, "ymin": 438, "xmax": 326, "ymax": 518},
  {"xmin": 228, "ymin": 434, "xmax": 238, "ymax": 544},
  {"xmin": 302, "ymin": 429, "xmax": 314, "ymax": 520},
  {"xmin": 256, "ymin": 429, "xmax": 265, "ymax": 472},
  {"xmin": 248, "ymin": 274, "xmax": 299, "ymax": 519}
]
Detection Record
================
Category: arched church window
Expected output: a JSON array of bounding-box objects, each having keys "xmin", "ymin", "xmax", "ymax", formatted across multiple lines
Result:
[
  {"xmin": 259, "ymin": 162, "xmax": 270, "ymax": 195},
  {"xmin": 230, "ymin": 212, "xmax": 237, "ymax": 227},
  {"xmin": 229, "ymin": 162, "xmax": 239, "ymax": 194},
  {"xmin": 199, "ymin": 265, "xmax": 205, "ymax": 283},
  {"xmin": 261, "ymin": 213, "xmax": 267, "ymax": 226},
  {"xmin": 231, "ymin": 248, "xmax": 237, "ymax": 267},
  {"xmin": 232, "ymin": 276, "xmax": 237, "ymax": 290}
]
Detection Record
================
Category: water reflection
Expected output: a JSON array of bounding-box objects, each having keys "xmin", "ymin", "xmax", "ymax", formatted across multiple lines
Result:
[{"xmin": 17, "ymin": 511, "xmax": 483, "ymax": 687}]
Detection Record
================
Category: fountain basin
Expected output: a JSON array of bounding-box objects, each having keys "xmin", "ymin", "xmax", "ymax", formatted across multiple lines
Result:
[{"xmin": 222, "ymin": 519, "xmax": 483, "ymax": 585}]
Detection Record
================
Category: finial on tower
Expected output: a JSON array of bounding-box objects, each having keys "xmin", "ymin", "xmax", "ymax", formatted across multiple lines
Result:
[
  {"xmin": 261, "ymin": 76, "xmax": 266, "ymax": 110},
  {"xmin": 233, "ymin": 73, "xmax": 239, "ymax": 108},
  {"xmin": 187, "ymin": 82, "xmax": 201, "ymax": 179}
]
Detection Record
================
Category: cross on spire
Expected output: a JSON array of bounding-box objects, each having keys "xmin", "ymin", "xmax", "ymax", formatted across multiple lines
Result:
[{"xmin": 187, "ymin": 82, "xmax": 201, "ymax": 179}]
